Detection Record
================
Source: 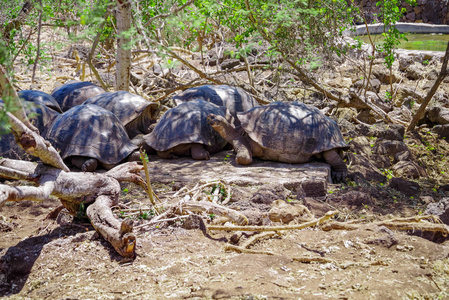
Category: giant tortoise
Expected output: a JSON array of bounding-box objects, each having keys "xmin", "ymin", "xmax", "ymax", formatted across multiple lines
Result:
[
  {"xmin": 18, "ymin": 90, "xmax": 63, "ymax": 113},
  {"xmin": 174, "ymin": 85, "xmax": 258, "ymax": 114},
  {"xmin": 51, "ymin": 80, "xmax": 105, "ymax": 111},
  {"xmin": 83, "ymin": 90, "xmax": 159, "ymax": 139},
  {"xmin": 144, "ymin": 99, "xmax": 228, "ymax": 160},
  {"xmin": 207, "ymin": 101, "xmax": 349, "ymax": 182},
  {"xmin": 46, "ymin": 104, "xmax": 139, "ymax": 172},
  {"xmin": 174, "ymin": 85, "xmax": 258, "ymax": 127}
]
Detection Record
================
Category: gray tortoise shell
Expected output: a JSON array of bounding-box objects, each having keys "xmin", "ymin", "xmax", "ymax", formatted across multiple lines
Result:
[
  {"xmin": 51, "ymin": 80, "xmax": 105, "ymax": 112},
  {"xmin": 173, "ymin": 85, "xmax": 258, "ymax": 115},
  {"xmin": 46, "ymin": 104, "xmax": 137, "ymax": 165},
  {"xmin": 237, "ymin": 101, "xmax": 349, "ymax": 155},
  {"xmin": 145, "ymin": 99, "xmax": 227, "ymax": 152},
  {"xmin": 83, "ymin": 90, "xmax": 159, "ymax": 136},
  {"xmin": 18, "ymin": 90, "xmax": 63, "ymax": 113}
]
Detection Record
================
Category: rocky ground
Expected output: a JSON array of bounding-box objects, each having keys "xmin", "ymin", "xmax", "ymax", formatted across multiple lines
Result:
[{"xmin": 1, "ymin": 27, "xmax": 449, "ymax": 299}]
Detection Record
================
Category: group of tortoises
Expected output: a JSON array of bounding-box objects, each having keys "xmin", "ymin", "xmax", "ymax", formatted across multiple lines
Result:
[{"xmin": 1, "ymin": 81, "xmax": 349, "ymax": 182}]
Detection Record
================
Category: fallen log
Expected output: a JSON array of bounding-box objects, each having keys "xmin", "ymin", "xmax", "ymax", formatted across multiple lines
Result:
[{"xmin": 0, "ymin": 158, "xmax": 146, "ymax": 258}]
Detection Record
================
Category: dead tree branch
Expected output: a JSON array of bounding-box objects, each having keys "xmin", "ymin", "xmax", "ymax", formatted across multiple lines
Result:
[
  {"xmin": 31, "ymin": 0, "xmax": 42, "ymax": 83},
  {"xmin": 407, "ymin": 41, "xmax": 449, "ymax": 131},
  {"xmin": 0, "ymin": 65, "xmax": 38, "ymax": 132},
  {"xmin": 0, "ymin": 159, "xmax": 145, "ymax": 257}
]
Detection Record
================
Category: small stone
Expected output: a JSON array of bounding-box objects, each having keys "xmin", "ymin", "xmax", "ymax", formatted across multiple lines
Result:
[
  {"xmin": 268, "ymin": 200, "xmax": 314, "ymax": 224},
  {"xmin": 301, "ymin": 179, "xmax": 327, "ymax": 197},
  {"xmin": 425, "ymin": 198, "xmax": 449, "ymax": 225},
  {"xmin": 389, "ymin": 177, "xmax": 421, "ymax": 197},
  {"xmin": 396, "ymin": 245, "xmax": 414, "ymax": 252}
]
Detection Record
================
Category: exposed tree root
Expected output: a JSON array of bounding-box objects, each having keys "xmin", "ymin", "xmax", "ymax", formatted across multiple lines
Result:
[
  {"xmin": 179, "ymin": 201, "xmax": 248, "ymax": 226},
  {"xmin": 224, "ymin": 222, "xmax": 388, "ymax": 268},
  {"xmin": 224, "ymin": 244, "xmax": 276, "ymax": 255},
  {"xmin": 322, "ymin": 218, "xmax": 449, "ymax": 236},
  {"xmin": 208, "ymin": 210, "xmax": 338, "ymax": 231},
  {"xmin": 240, "ymin": 232, "xmax": 279, "ymax": 248}
]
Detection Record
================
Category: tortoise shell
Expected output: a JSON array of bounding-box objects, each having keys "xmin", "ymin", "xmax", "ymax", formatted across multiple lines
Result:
[
  {"xmin": 18, "ymin": 90, "xmax": 63, "ymax": 113},
  {"xmin": 51, "ymin": 80, "xmax": 105, "ymax": 111},
  {"xmin": 173, "ymin": 85, "xmax": 258, "ymax": 116},
  {"xmin": 145, "ymin": 99, "xmax": 227, "ymax": 153},
  {"xmin": 237, "ymin": 101, "xmax": 349, "ymax": 156},
  {"xmin": 83, "ymin": 91, "xmax": 159, "ymax": 138},
  {"xmin": 45, "ymin": 104, "xmax": 137, "ymax": 165}
]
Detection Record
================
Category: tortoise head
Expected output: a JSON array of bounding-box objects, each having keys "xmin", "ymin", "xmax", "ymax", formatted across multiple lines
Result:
[
  {"xmin": 206, "ymin": 113, "xmax": 227, "ymax": 127},
  {"xmin": 206, "ymin": 113, "xmax": 234, "ymax": 140}
]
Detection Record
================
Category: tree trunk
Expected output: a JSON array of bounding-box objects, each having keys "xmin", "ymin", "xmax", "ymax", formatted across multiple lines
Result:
[
  {"xmin": 407, "ymin": 41, "xmax": 449, "ymax": 132},
  {"xmin": 115, "ymin": 0, "xmax": 132, "ymax": 91}
]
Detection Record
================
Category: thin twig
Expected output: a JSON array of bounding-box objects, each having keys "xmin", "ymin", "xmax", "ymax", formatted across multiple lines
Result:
[
  {"xmin": 142, "ymin": 0, "xmax": 195, "ymax": 27},
  {"xmin": 134, "ymin": 215, "xmax": 189, "ymax": 229},
  {"xmin": 31, "ymin": 0, "xmax": 42, "ymax": 83}
]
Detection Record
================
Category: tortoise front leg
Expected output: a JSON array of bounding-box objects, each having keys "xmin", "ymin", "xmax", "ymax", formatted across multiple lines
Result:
[
  {"xmin": 71, "ymin": 156, "xmax": 98, "ymax": 172},
  {"xmin": 191, "ymin": 144, "xmax": 210, "ymax": 160},
  {"xmin": 323, "ymin": 150, "xmax": 347, "ymax": 183},
  {"xmin": 86, "ymin": 195, "xmax": 136, "ymax": 258}
]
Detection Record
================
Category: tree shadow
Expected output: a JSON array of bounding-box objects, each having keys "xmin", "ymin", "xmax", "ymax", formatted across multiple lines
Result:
[{"xmin": 0, "ymin": 223, "xmax": 89, "ymax": 296}]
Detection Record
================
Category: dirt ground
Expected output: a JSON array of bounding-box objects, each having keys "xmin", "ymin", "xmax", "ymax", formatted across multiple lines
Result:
[{"xmin": 1, "ymin": 147, "xmax": 449, "ymax": 299}]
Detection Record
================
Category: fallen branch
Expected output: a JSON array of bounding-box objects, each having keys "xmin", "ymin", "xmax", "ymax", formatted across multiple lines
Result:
[
  {"xmin": 322, "ymin": 217, "xmax": 449, "ymax": 236},
  {"xmin": 376, "ymin": 220, "xmax": 449, "ymax": 235},
  {"xmin": 224, "ymin": 216, "xmax": 388, "ymax": 267},
  {"xmin": 0, "ymin": 158, "xmax": 145, "ymax": 257},
  {"xmin": 134, "ymin": 215, "xmax": 189, "ymax": 229},
  {"xmin": 173, "ymin": 179, "xmax": 231, "ymax": 204},
  {"xmin": 180, "ymin": 201, "xmax": 248, "ymax": 226},
  {"xmin": 0, "ymin": 65, "xmax": 38, "ymax": 132},
  {"xmin": 224, "ymin": 244, "xmax": 276, "ymax": 255},
  {"xmin": 208, "ymin": 210, "xmax": 338, "ymax": 231},
  {"xmin": 7, "ymin": 112, "xmax": 69, "ymax": 171},
  {"xmin": 240, "ymin": 231, "xmax": 279, "ymax": 248}
]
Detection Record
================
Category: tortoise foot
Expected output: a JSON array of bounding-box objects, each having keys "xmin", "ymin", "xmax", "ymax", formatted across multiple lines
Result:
[
  {"xmin": 191, "ymin": 144, "xmax": 210, "ymax": 160},
  {"xmin": 82, "ymin": 159, "xmax": 98, "ymax": 172},
  {"xmin": 71, "ymin": 157, "xmax": 98, "ymax": 172}
]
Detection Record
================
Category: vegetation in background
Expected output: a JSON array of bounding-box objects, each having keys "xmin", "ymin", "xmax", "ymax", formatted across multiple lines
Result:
[
  {"xmin": 0, "ymin": 0, "xmax": 447, "ymax": 133},
  {"xmin": 375, "ymin": 0, "xmax": 416, "ymax": 101}
]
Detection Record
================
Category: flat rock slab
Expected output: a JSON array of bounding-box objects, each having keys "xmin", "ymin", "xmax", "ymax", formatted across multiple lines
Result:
[{"xmin": 143, "ymin": 150, "xmax": 331, "ymax": 186}]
